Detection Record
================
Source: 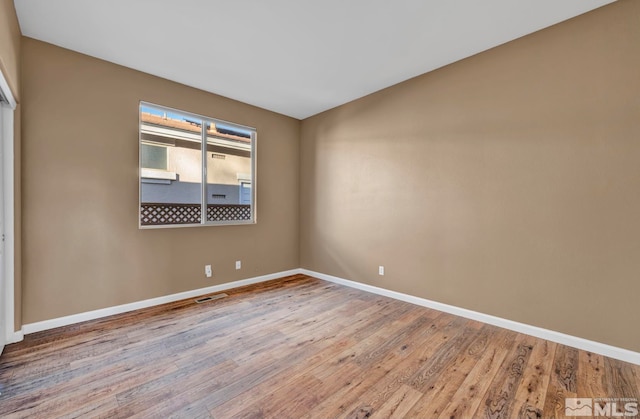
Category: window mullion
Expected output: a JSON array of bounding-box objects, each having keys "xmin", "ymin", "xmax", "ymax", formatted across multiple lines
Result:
[{"xmin": 201, "ymin": 120, "xmax": 207, "ymax": 224}]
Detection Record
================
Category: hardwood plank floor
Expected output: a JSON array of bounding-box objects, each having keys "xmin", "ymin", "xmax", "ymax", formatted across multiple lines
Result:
[{"xmin": 0, "ymin": 274, "xmax": 638, "ymax": 418}]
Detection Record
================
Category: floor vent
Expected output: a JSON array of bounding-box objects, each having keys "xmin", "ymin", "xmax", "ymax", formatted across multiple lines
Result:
[{"xmin": 195, "ymin": 293, "xmax": 228, "ymax": 304}]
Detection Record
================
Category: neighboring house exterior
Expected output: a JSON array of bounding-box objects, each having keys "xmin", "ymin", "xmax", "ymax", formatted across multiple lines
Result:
[
  {"xmin": 139, "ymin": 111, "xmax": 253, "ymax": 225},
  {"xmin": 140, "ymin": 112, "xmax": 252, "ymax": 206}
]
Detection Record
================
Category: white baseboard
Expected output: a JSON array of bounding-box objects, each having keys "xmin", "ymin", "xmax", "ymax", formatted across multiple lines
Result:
[
  {"xmin": 301, "ymin": 269, "xmax": 640, "ymax": 366},
  {"xmin": 22, "ymin": 269, "xmax": 302, "ymax": 335},
  {"xmin": 8, "ymin": 330, "xmax": 23, "ymax": 344}
]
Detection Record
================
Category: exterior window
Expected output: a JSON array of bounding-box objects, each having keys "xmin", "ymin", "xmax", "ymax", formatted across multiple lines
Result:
[
  {"xmin": 141, "ymin": 143, "xmax": 168, "ymax": 170},
  {"xmin": 139, "ymin": 102, "xmax": 256, "ymax": 228}
]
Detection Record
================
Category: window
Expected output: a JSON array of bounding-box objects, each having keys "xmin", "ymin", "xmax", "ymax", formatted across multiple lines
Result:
[
  {"xmin": 139, "ymin": 102, "xmax": 256, "ymax": 227},
  {"xmin": 141, "ymin": 143, "xmax": 168, "ymax": 170}
]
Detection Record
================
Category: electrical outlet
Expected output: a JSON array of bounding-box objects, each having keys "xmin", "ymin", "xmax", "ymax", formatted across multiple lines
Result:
[
  {"xmin": 205, "ymin": 265, "xmax": 212, "ymax": 278},
  {"xmin": 378, "ymin": 266, "xmax": 385, "ymax": 276},
  {"xmin": 235, "ymin": 260, "xmax": 242, "ymax": 270}
]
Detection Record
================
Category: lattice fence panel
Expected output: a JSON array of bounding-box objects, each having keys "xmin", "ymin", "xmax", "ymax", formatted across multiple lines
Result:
[
  {"xmin": 141, "ymin": 203, "xmax": 251, "ymax": 225},
  {"xmin": 140, "ymin": 203, "xmax": 200, "ymax": 225},
  {"xmin": 207, "ymin": 204, "xmax": 251, "ymax": 221}
]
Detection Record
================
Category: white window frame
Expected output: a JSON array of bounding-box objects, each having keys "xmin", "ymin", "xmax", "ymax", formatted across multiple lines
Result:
[{"xmin": 139, "ymin": 102, "xmax": 257, "ymax": 228}]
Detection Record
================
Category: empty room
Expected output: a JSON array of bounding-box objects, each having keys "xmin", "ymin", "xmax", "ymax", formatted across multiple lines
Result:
[{"xmin": 0, "ymin": 0, "xmax": 639, "ymax": 418}]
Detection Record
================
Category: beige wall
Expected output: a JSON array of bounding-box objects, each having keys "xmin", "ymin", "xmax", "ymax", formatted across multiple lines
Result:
[
  {"xmin": 21, "ymin": 38, "xmax": 299, "ymax": 323},
  {"xmin": 300, "ymin": 0, "xmax": 640, "ymax": 352},
  {"xmin": 0, "ymin": 0, "xmax": 22, "ymax": 332},
  {"xmin": 0, "ymin": 0, "xmax": 20, "ymax": 97}
]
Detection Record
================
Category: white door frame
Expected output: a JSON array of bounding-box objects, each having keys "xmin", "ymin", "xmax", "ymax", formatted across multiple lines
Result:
[{"xmin": 0, "ymin": 68, "xmax": 18, "ymax": 349}]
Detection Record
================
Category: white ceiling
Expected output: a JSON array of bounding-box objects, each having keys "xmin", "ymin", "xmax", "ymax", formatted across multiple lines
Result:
[{"xmin": 15, "ymin": 0, "xmax": 615, "ymax": 120}]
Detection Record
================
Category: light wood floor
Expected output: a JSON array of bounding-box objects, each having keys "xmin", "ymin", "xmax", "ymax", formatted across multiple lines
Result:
[{"xmin": 1, "ymin": 274, "xmax": 638, "ymax": 418}]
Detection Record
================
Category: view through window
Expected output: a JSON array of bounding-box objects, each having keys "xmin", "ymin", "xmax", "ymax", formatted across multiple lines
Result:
[{"xmin": 139, "ymin": 103, "xmax": 256, "ymax": 227}]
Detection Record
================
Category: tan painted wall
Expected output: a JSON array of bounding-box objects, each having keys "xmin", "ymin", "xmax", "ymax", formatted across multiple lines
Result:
[
  {"xmin": 0, "ymin": 0, "xmax": 22, "ymax": 332},
  {"xmin": 0, "ymin": 0, "xmax": 20, "ymax": 97},
  {"xmin": 21, "ymin": 38, "xmax": 299, "ymax": 324},
  {"xmin": 300, "ymin": 0, "xmax": 640, "ymax": 352}
]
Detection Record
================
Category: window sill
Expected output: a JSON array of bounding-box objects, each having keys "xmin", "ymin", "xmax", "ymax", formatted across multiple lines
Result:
[{"xmin": 141, "ymin": 168, "xmax": 177, "ymax": 181}]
